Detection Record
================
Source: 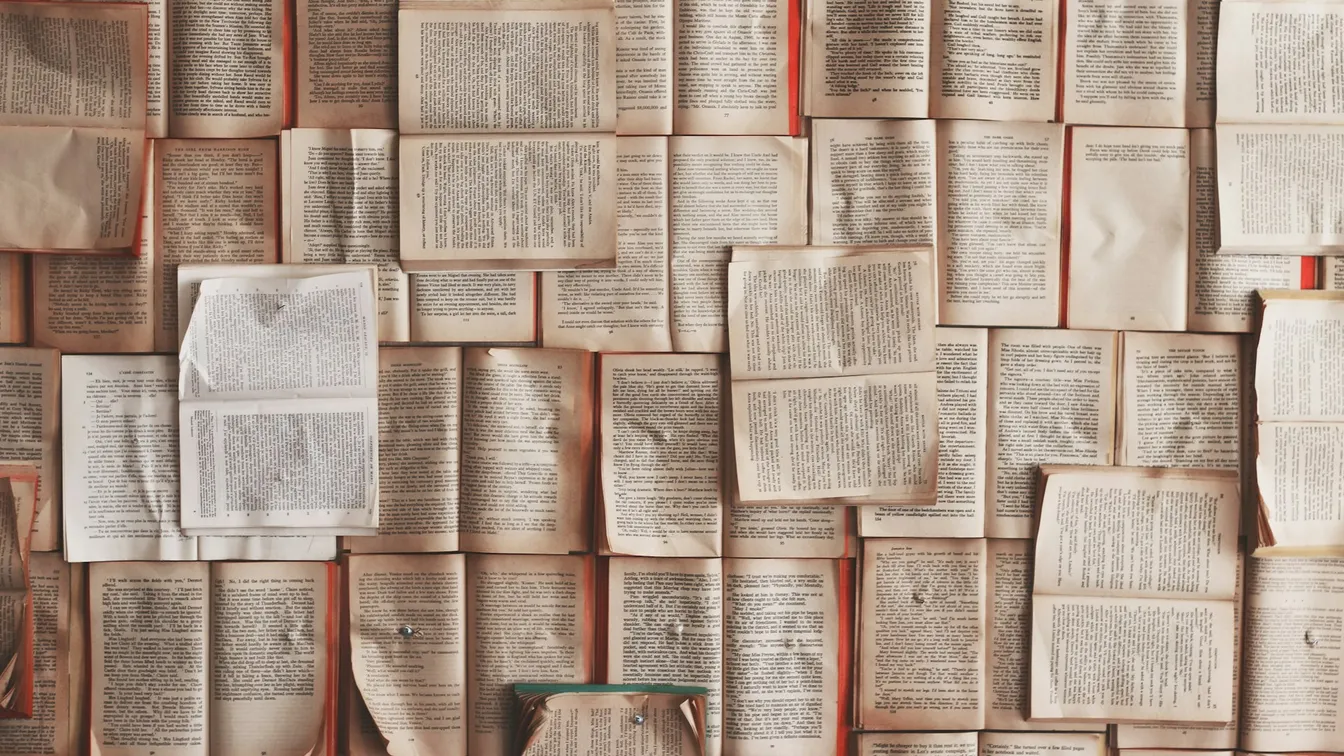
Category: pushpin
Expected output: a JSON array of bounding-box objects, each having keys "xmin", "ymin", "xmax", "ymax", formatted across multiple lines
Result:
[
  {"xmin": 672, "ymin": 622, "xmax": 684, "ymax": 636},
  {"xmin": 398, "ymin": 625, "xmax": 416, "ymax": 639},
  {"xmin": 632, "ymin": 714, "xmax": 646, "ymax": 725},
  {"xmin": 783, "ymin": 638, "xmax": 797, "ymax": 649},
  {"xmin": 1306, "ymin": 629, "xmax": 1319, "ymax": 647},
  {"xmin": 912, "ymin": 592, "xmax": 925, "ymax": 604}
]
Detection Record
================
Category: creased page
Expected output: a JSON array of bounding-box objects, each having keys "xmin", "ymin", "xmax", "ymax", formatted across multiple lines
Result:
[
  {"xmin": 1216, "ymin": 124, "xmax": 1344, "ymax": 254},
  {"xmin": 858, "ymin": 538, "xmax": 986, "ymax": 731},
  {"xmin": 409, "ymin": 272, "xmax": 537, "ymax": 342},
  {"xmin": 930, "ymin": 0, "xmax": 1058, "ymax": 121},
  {"xmin": 809, "ymin": 119, "xmax": 936, "ymax": 247},
  {"xmin": 351, "ymin": 347, "xmax": 461, "ymax": 554},
  {"xmin": 1217, "ymin": 0, "xmax": 1344, "ymax": 124},
  {"xmin": 348, "ymin": 553, "xmax": 466, "ymax": 756},
  {"xmin": 856, "ymin": 732, "xmax": 977, "ymax": 756},
  {"xmin": 153, "ymin": 139, "xmax": 280, "ymax": 352},
  {"xmin": 297, "ymin": 0, "xmax": 397, "ymax": 128},
  {"xmin": 672, "ymin": 0, "xmax": 793, "ymax": 134},
  {"xmin": 1062, "ymin": 0, "xmax": 1190, "ymax": 126},
  {"xmin": 601, "ymin": 353, "xmax": 722, "ymax": 558},
  {"xmin": 803, "ymin": 0, "xmax": 930, "ymax": 118},
  {"xmin": 858, "ymin": 327, "xmax": 987, "ymax": 539},
  {"xmin": 459, "ymin": 348, "xmax": 592, "ymax": 554},
  {"xmin": 209, "ymin": 562, "xmax": 331, "ymax": 756},
  {"xmin": 166, "ymin": 0, "xmax": 285, "ymax": 137},
  {"xmin": 985, "ymin": 328, "xmax": 1117, "ymax": 539},
  {"xmin": 726, "ymin": 248, "xmax": 936, "ymax": 380},
  {"xmin": 397, "ymin": 5, "xmax": 616, "ymax": 134},
  {"xmin": 285, "ymin": 128, "xmax": 409, "ymax": 342},
  {"xmin": 1240, "ymin": 555, "xmax": 1344, "ymax": 752},
  {"xmin": 542, "ymin": 135, "xmax": 672, "ymax": 352},
  {"xmin": 520, "ymin": 691, "xmax": 701, "ymax": 756},
  {"xmin": 615, "ymin": 0, "xmax": 671, "ymax": 133},
  {"xmin": 937, "ymin": 120, "xmax": 1063, "ymax": 327},
  {"xmin": 0, "ymin": 553, "xmax": 66, "ymax": 754},
  {"xmin": 178, "ymin": 271, "xmax": 380, "ymax": 535},
  {"xmin": 731, "ymin": 372, "xmax": 938, "ymax": 503},
  {"xmin": 723, "ymin": 501, "xmax": 848, "ymax": 558},
  {"xmin": 669, "ymin": 136, "xmax": 807, "ymax": 353},
  {"xmin": 722, "ymin": 558, "xmax": 838, "ymax": 756},
  {"xmin": 606, "ymin": 557, "xmax": 723, "ymax": 756},
  {"xmin": 1118, "ymin": 332, "xmax": 1241, "ymax": 468},
  {"xmin": 1068, "ymin": 126, "xmax": 1189, "ymax": 331},
  {"xmin": 0, "ymin": 349, "xmax": 59, "ymax": 554},
  {"xmin": 62, "ymin": 355, "xmax": 196, "ymax": 563},
  {"xmin": 465, "ymin": 554, "xmax": 590, "ymax": 756},
  {"xmin": 90, "ymin": 561, "xmax": 209, "ymax": 756},
  {"xmin": 398, "ymin": 134, "xmax": 618, "ymax": 271}
]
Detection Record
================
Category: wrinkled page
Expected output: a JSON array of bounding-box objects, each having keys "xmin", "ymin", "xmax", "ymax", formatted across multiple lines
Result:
[
  {"xmin": 0, "ymin": 349, "xmax": 59, "ymax": 553},
  {"xmin": 0, "ymin": 554, "xmax": 66, "ymax": 754},
  {"xmin": 1217, "ymin": 0, "xmax": 1344, "ymax": 124},
  {"xmin": 1216, "ymin": 124, "xmax": 1344, "ymax": 254},
  {"xmin": 522, "ymin": 692, "xmax": 700, "ymax": 756}
]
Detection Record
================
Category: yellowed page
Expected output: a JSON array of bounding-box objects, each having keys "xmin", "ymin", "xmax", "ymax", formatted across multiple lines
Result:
[
  {"xmin": 348, "ymin": 553, "xmax": 466, "ymax": 756},
  {"xmin": 856, "ymin": 731, "xmax": 977, "ymax": 756},
  {"xmin": 1255, "ymin": 421, "xmax": 1344, "ymax": 551},
  {"xmin": 1216, "ymin": 124, "xmax": 1344, "ymax": 254},
  {"xmin": 1068, "ymin": 126, "xmax": 1189, "ymax": 331},
  {"xmin": 979, "ymin": 732, "xmax": 1107, "ymax": 756},
  {"xmin": 726, "ymin": 248, "xmax": 936, "ymax": 380},
  {"xmin": 1217, "ymin": 0, "xmax": 1344, "ymax": 125},
  {"xmin": 937, "ymin": 120, "xmax": 1064, "ymax": 327},
  {"xmin": 986, "ymin": 328, "xmax": 1117, "ymax": 539},
  {"xmin": 929, "ymin": 0, "xmax": 1058, "ymax": 121},
  {"xmin": 0, "ymin": 349, "xmax": 59, "ymax": 554},
  {"xmin": 672, "ymin": 0, "xmax": 791, "ymax": 134},
  {"xmin": 601, "ymin": 353, "xmax": 721, "ymax": 557},
  {"xmin": 1255, "ymin": 296, "xmax": 1344, "ymax": 422},
  {"xmin": 614, "ymin": 0, "xmax": 672, "ymax": 134},
  {"xmin": 397, "ymin": 6, "xmax": 616, "ymax": 134},
  {"xmin": 810, "ymin": 119, "xmax": 935, "ymax": 247},
  {"xmin": 606, "ymin": 557, "xmax": 723, "ymax": 756},
  {"xmin": 669, "ymin": 136, "xmax": 807, "ymax": 352},
  {"xmin": 1118, "ymin": 332, "xmax": 1241, "ymax": 468},
  {"xmin": 858, "ymin": 327, "xmax": 987, "ymax": 539},
  {"xmin": 722, "ymin": 558, "xmax": 838, "ymax": 756},
  {"xmin": 89, "ymin": 0, "xmax": 166, "ymax": 137},
  {"xmin": 351, "ymin": 347, "xmax": 461, "ymax": 554},
  {"xmin": 209, "ymin": 562, "xmax": 329, "ymax": 756},
  {"xmin": 1240, "ymin": 555, "xmax": 1344, "ymax": 752},
  {"xmin": 284, "ymin": 128, "xmax": 408, "ymax": 341},
  {"xmin": 152, "ymin": 139, "xmax": 279, "ymax": 352},
  {"xmin": 858, "ymin": 538, "xmax": 986, "ymax": 730},
  {"xmin": 803, "ymin": 0, "xmax": 930, "ymax": 118},
  {"xmin": 459, "ymin": 348, "xmax": 592, "ymax": 554},
  {"xmin": 296, "ymin": 0, "xmax": 397, "ymax": 128},
  {"xmin": 399, "ymin": 134, "xmax": 618, "ymax": 271},
  {"xmin": 0, "ymin": 256, "xmax": 23, "ymax": 345},
  {"xmin": 541, "ymin": 135, "xmax": 672, "ymax": 352},
  {"xmin": 732, "ymin": 372, "xmax": 938, "ymax": 503},
  {"xmin": 90, "ymin": 561, "xmax": 209, "ymax": 756},
  {"xmin": 723, "ymin": 501, "xmax": 848, "ymax": 558},
  {"xmin": 65, "ymin": 563, "xmax": 86, "ymax": 756},
  {"xmin": 0, "ymin": 553, "xmax": 66, "ymax": 755},
  {"xmin": 1063, "ymin": 0, "xmax": 1191, "ymax": 126},
  {"xmin": 520, "ymin": 691, "xmax": 700, "ymax": 756},
  {"xmin": 1328, "ymin": 255, "xmax": 1344, "ymax": 288},
  {"xmin": 409, "ymin": 272, "xmax": 537, "ymax": 342},
  {"xmin": 465, "ymin": 554, "xmax": 590, "ymax": 756},
  {"xmin": 167, "ymin": 0, "xmax": 285, "ymax": 137}
]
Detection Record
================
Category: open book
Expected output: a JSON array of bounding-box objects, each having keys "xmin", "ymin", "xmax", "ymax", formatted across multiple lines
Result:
[
  {"xmin": 857, "ymin": 732, "xmax": 1106, "ymax": 756},
  {"xmin": 514, "ymin": 684, "xmax": 706, "ymax": 756}
]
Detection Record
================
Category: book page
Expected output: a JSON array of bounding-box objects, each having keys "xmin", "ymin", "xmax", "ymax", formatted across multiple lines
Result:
[
  {"xmin": 409, "ymin": 272, "xmax": 537, "ymax": 343},
  {"xmin": 856, "ymin": 731, "xmax": 977, "ymax": 756},
  {"xmin": 348, "ymin": 553, "xmax": 467, "ymax": 756},
  {"xmin": 722, "ymin": 559, "xmax": 838, "ymax": 756},
  {"xmin": 858, "ymin": 327, "xmax": 987, "ymax": 539},
  {"xmin": 937, "ymin": 120, "xmax": 1063, "ymax": 327},
  {"xmin": 398, "ymin": 134, "xmax": 618, "ymax": 271},
  {"xmin": 166, "ymin": 0, "xmax": 285, "ymax": 137},
  {"xmin": 1063, "ymin": 0, "xmax": 1190, "ymax": 126},
  {"xmin": 1186, "ymin": 129, "xmax": 1304, "ymax": 332},
  {"xmin": 986, "ymin": 328, "xmax": 1117, "ymax": 539},
  {"xmin": 541, "ymin": 135, "xmax": 672, "ymax": 352},
  {"xmin": 930, "ymin": 0, "xmax": 1058, "ymax": 121},
  {"xmin": 90, "ymin": 0, "xmax": 167, "ymax": 137},
  {"xmin": 1217, "ymin": 0, "xmax": 1344, "ymax": 124},
  {"xmin": 979, "ymin": 732, "xmax": 1107, "ymax": 756},
  {"xmin": 601, "ymin": 353, "xmax": 721, "ymax": 557},
  {"xmin": 810, "ymin": 119, "xmax": 935, "ymax": 247},
  {"xmin": 351, "ymin": 347, "xmax": 461, "ymax": 554},
  {"xmin": 459, "ymin": 348, "xmax": 592, "ymax": 554},
  {"xmin": 398, "ymin": 6, "xmax": 616, "ymax": 134},
  {"xmin": 296, "ymin": 0, "xmax": 397, "ymax": 128},
  {"xmin": 465, "ymin": 554, "xmax": 591, "ymax": 756},
  {"xmin": 1256, "ymin": 296, "xmax": 1344, "ymax": 421},
  {"xmin": 672, "ymin": 0, "xmax": 793, "ymax": 134},
  {"xmin": 62, "ymin": 355, "xmax": 196, "ymax": 563},
  {"xmin": 519, "ymin": 691, "xmax": 699, "ymax": 756},
  {"xmin": 727, "ymin": 248, "xmax": 936, "ymax": 380},
  {"xmin": 1068, "ymin": 127, "xmax": 1189, "ymax": 331},
  {"xmin": 605, "ymin": 557, "xmax": 723, "ymax": 756},
  {"xmin": 615, "ymin": 0, "xmax": 672, "ymax": 134},
  {"xmin": 1118, "ymin": 332, "xmax": 1241, "ymax": 468},
  {"xmin": 0, "ymin": 256, "xmax": 22, "ymax": 345},
  {"xmin": 1240, "ymin": 555, "xmax": 1344, "ymax": 752},
  {"xmin": 858, "ymin": 538, "xmax": 986, "ymax": 731},
  {"xmin": 731, "ymin": 372, "xmax": 938, "ymax": 503},
  {"xmin": 285, "ymin": 128, "xmax": 409, "ymax": 342},
  {"xmin": 90, "ymin": 561, "xmax": 209, "ymax": 756},
  {"xmin": 669, "ymin": 136, "xmax": 807, "ymax": 352},
  {"xmin": 209, "ymin": 562, "xmax": 331, "ymax": 756},
  {"xmin": 1255, "ymin": 421, "xmax": 1344, "ymax": 550},
  {"xmin": 803, "ymin": 0, "xmax": 930, "ymax": 118},
  {"xmin": 1328, "ymin": 255, "xmax": 1344, "ymax": 288},
  {"xmin": 153, "ymin": 139, "xmax": 280, "ymax": 352},
  {"xmin": 1216, "ymin": 123, "xmax": 1344, "ymax": 253},
  {"xmin": 723, "ymin": 501, "xmax": 848, "ymax": 558},
  {"xmin": 0, "ymin": 554, "xmax": 66, "ymax": 754},
  {"xmin": 0, "ymin": 350, "xmax": 58, "ymax": 554}
]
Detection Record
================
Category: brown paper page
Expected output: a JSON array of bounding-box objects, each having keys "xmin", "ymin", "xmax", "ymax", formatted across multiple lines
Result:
[
  {"xmin": 296, "ymin": 0, "xmax": 397, "ymax": 128},
  {"xmin": 166, "ymin": 0, "xmax": 285, "ymax": 137}
]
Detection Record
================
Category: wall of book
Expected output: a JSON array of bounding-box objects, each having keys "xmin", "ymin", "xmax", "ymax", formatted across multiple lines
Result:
[{"xmin": 0, "ymin": 0, "xmax": 1342, "ymax": 753}]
